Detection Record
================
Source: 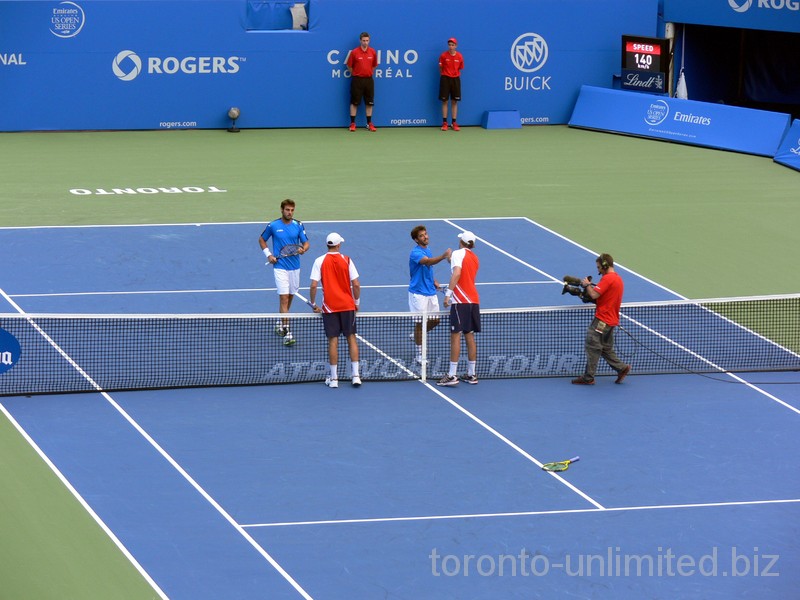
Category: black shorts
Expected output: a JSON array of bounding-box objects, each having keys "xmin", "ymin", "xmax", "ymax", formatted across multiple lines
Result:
[
  {"xmin": 439, "ymin": 76, "xmax": 461, "ymax": 102},
  {"xmin": 449, "ymin": 303, "xmax": 480, "ymax": 334},
  {"xmin": 322, "ymin": 311, "xmax": 357, "ymax": 338},
  {"xmin": 350, "ymin": 77, "xmax": 375, "ymax": 106}
]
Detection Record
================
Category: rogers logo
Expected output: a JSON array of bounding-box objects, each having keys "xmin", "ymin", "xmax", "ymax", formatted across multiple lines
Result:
[
  {"xmin": 510, "ymin": 33, "xmax": 548, "ymax": 73},
  {"xmin": 728, "ymin": 0, "xmax": 753, "ymax": 11},
  {"xmin": 112, "ymin": 50, "xmax": 142, "ymax": 81},
  {"xmin": 730, "ymin": 0, "xmax": 800, "ymax": 11},
  {"xmin": 112, "ymin": 50, "xmax": 243, "ymax": 81}
]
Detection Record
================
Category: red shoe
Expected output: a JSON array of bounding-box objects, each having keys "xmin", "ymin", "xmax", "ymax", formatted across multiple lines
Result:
[
  {"xmin": 615, "ymin": 365, "xmax": 631, "ymax": 384},
  {"xmin": 348, "ymin": 123, "xmax": 356, "ymax": 132},
  {"xmin": 571, "ymin": 377, "xmax": 595, "ymax": 385},
  {"xmin": 452, "ymin": 123, "xmax": 460, "ymax": 131},
  {"xmin": 367, "ymin": 123, "xmax": 377, "ymax": 132},
  {"xmin": 441, "ymin": 123, "xmax": 448, "ymax": 131}
]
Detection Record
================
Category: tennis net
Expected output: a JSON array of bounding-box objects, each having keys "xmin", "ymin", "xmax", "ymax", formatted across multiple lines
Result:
[{"xmin": 0, "ymin": 294, "xmax": 798, "ymax": 396}]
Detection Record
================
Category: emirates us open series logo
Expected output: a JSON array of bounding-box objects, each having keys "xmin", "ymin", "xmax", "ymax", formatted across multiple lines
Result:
[
  {"xmin": 50, "ymin": 1, "xmax": 85, "ymax": 38},
  {"xmin": 645, "ymin": 100, "xmax": 670, "ymax": 126}
]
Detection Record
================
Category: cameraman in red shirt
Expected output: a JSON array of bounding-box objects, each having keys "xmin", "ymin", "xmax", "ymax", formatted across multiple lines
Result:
[{"xmin": 572, "ymin": 253, "xmax": 631, "ymax": 385}]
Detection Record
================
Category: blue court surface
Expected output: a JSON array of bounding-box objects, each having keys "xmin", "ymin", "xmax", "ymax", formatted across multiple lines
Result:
[{"xmin": 1, "ymin": 218, "xmax": 798, "ymax": 599}]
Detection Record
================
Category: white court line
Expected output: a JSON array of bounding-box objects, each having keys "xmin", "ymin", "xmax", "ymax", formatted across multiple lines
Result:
[
  {"xmin": 241, "ymin": 498, "xmax": 800, "ymax": 529},
  {"xmin": 443, "ymin": 217, "xmax": 800, "ymax": 415},
  {"xmin": 0, "ymin": 216, "xmax": 531, "ymax": 231},
  {"xmin": 9, "ymin": 280, "xmax": 557, "ymax": 299},
  {"xmin": 0, "ymin": 402, "xmax": 169, "ymax": 599},
  {"xmin": 0, "ymin": 286, "xmax": 315, "ymax": 600},
  {"xmin": 444, "ymin": 219, "xmax": 562, "ymax": 283},
  {"xmin": 424, "ymin": 381, "xmax": 605, "ymax": 510}
]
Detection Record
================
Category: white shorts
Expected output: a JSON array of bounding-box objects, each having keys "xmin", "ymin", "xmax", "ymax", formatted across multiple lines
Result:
[
  {"xmin": 274, "ymin": 268, "xmax": 300, "ymax": 295},
  {"xmin": 408, "ymin": 292, "xmax": 440, "ymax": 316}
]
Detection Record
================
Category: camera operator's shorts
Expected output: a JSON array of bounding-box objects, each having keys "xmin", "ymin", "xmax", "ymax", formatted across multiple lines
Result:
[
  {"xmin": 449, "ymin": 303, "xmax": 481, "ymax": 334},
  {"xmin": 439, "ymin": 76, "xmax": 462, "ymax": 102},
  {"xmin": 274, "ymin": 268, "xmax": 300, "ymax": 295},
  {"xmin": 350, "ymin": 77, "xmax": 375, "ymax": 106}
]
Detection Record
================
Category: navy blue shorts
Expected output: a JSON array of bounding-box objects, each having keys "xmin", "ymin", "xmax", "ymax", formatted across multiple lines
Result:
[
  {"xmin": 449, "ymin": 303, "xmax": 480, "ymax": 333},
  {"xmin": 322, "ymin": 310, "xmax": 357, "ymax": 338}
]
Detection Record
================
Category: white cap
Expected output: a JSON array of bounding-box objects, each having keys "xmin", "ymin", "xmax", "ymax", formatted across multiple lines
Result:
[
  {"xmin": 458, "ymin": 231, "xmax": 477, "ymax": 244},
  {"xmin": 326, "ymin": 232, "xmax": 345, "ymax": 246}
]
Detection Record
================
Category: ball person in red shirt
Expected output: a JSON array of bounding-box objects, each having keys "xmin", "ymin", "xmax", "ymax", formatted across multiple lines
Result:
[
  {"xmin": 572, "ymin": 253, "xmax": 632, "ymax": 385},
  {"xmin": 438, "ymin": 38, "xmax": 464, "ymax": 131},
  {"xmin": 438, "ymin": 231, "xmax": 480, "ymax": 386},
  {"xmin": 309, "ymin": 233, "xmax": 362, "ymax": 388},
  {"xmin": 346, "ymin": 32, "xmax": 379, "ymax": 132}
]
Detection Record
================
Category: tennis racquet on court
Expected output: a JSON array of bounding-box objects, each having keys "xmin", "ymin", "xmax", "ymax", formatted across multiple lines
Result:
[
  {"xmin": 279, "ymin": 243, "xmax": 305, "ymax": 258},
  {"xmin": 541, "ymin": 456, "xmax": 580, "ymax": 472}
]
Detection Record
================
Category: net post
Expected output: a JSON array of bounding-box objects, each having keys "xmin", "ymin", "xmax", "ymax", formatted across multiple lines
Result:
[{"xmin": 420, "ymin": 310, "xmax": 428, "ymax": 381}]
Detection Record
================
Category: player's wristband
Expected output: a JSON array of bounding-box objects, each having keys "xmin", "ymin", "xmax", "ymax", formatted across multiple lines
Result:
[
  {"xmin": 262, "ymin": 247, "xmax": 272, "ymax": 259},
  {"xmin": 355, "ymin": 298, "xmax": 360, "ymax": 307},
  {"xmin": 444, "ymin": 290, "xmax": 453, "ymax": 299}
]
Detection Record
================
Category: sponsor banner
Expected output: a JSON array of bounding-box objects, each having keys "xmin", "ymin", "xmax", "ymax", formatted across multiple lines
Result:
[
  {"xmin": 620, "ymin": 69, "xmax": 666, "ymax": 93},
  {"xmin": 0, "ymin": 0, "xmax": 657, "ymax": 131},
  {"xmin": 663, "ymin": 0, "xmax": 800, "ymax": 34},
  {"xmin": 773, "ymin": 119, "xmax": 800, "ymax": 171},
  {"xmin": 0, "ymin": 328, "xmax": 21, "ymax": 375},
  {"xmin": 569, "ymin": 85, "xmax": 791, "ymax": 156}
]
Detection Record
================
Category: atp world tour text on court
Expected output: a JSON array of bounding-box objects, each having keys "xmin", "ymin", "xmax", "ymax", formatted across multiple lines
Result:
[{"xmin": 429, "ymin": 546, "xmax": 780, "ymax": 578}]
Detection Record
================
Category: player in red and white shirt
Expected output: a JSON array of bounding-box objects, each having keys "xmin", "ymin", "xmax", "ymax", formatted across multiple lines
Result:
[
  {"xmin": 438, "ymin": 38, "xmax": 464, "ymax": 131},
  {"xmin": 309, "ymin": 233, "xmax": 362, "ymax": 388},
  {"xmin": 438, "ymin": 230, "xmax": 480, "ymax": 386},
  {"xmin": 346, "ymin": 32, "xmax": 379, "ymax": 132}
]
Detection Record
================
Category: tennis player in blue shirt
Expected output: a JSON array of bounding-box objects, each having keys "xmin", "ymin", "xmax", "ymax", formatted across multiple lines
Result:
[
  {"xmin": 259, "ymin": 199, "xmax": 310, "ymax": 346},
  {"xmin": 408, "ymin": 225, "xmax": 451, "ymax": 363}
]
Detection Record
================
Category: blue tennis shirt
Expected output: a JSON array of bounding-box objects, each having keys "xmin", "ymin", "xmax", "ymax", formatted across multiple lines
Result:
[
  {"xmin": 408, "ymin": 245, "xmax": 437, "ymax": 295},
  {"xmin": 261, "ymin": 219, "xmax": 308, "ymax": 271}
]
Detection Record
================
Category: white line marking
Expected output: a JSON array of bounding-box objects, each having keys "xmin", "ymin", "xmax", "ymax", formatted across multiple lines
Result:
[
  {"xmin": 0, "ymin": 402, "xmax": 169, "ymax": 599},
  {"xmin": 443, "ymin": 219, "xmax": 562, "ymax": 283},
  {"xmin": 0, "ymin": 216, "xmax": 531, "ymax": 231},
  {"xmin": 423, "ymin": 382, "xmax": 605, "ymax": 510},
  {"xmin": 241, "ymin": 498, "xmax": 800, "ymax": 528},
  {"xmin": 0, "ymin": 286, "xmax": 314, "ymax": 600},
  {"xmin": 9, "ymin": 281, "xmax": 557, "ymax": 299}
]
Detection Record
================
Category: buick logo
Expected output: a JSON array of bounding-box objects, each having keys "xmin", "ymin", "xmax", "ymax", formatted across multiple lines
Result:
[
  {"xmin": 510, "ymin": 33, "xmax": 548, "ymax": 73},
  {"xmin": 112, "ymin": 50, "xmax": 142, "ymax": 81},
  {"xmin": 728, "ymin": 0, "xmax": 753, "ymax": 12}
]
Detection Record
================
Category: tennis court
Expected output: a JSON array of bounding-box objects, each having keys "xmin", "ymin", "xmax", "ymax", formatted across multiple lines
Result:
[{"xmin": 1, "ymin": 214, "xmax": 799, "ymax": 599}]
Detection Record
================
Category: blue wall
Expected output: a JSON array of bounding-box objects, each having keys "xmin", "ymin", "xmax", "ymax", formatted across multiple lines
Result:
[
  {"xmin": 663, "ymin": 0, "xmax": 800, "ymax": 34},
  {"xmin": 0, "ymin": 0, "xmax": 658, "ymax": 131}
]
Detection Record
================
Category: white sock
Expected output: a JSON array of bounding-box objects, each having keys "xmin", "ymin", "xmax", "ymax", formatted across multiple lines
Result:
[
  {"xmin": 329, "ymin": 365, "xmax": 338, "ymax": 380},
  {"xmin": 351, "ymin": 361, "xmax": 360, "ymax": 377},
  {"xmin": 449, "ymin": 362, "xmax": 458, "ymax": 377},
  {"xmin": 468, "ymin": 361, "xmax": 476, "ymax": 376}
]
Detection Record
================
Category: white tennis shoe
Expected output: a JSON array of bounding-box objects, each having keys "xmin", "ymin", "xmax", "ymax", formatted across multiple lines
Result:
[
  {"xmin": 351, "ymin": 376, "xmax": 362, "ymax": 387},
  {"xmin": 324, "ymin": 377, "xmax": 338, "ymax": 389}
]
